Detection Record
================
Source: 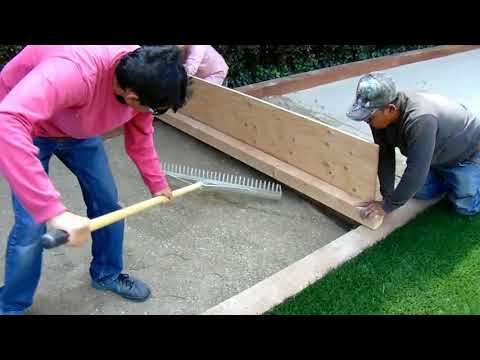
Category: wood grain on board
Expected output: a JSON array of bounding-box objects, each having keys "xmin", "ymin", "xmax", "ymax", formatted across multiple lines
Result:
[
  {"xmin": 160, "ymin": 111, "xmax": 383, "ymax": 229},
  {"xmin": 177, "ymin": 77, "xmax": 379, "ymax": 201}
]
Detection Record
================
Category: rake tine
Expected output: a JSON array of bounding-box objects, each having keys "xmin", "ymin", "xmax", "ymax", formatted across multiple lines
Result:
[{"xmin": 163, "ymin": 162, "xmax": 282, "ymax": 200}]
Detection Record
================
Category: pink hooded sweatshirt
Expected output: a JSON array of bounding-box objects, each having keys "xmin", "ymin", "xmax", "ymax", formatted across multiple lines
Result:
[
  {"xmin": 183, "ymin": 45, "xmax": 228, "ymax": 85},
  {"xmin": 0, "ymin": 45, "xmax": 169, "ymax": 223}
]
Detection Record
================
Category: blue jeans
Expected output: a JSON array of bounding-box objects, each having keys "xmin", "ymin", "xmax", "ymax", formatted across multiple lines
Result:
[
  {"xmin": 0, "ymin": 137, "xmax": 124, "ymax": 314},
  {"xmin": 414, "ymin": 151, "xmax": 480, "ymax": 215}
]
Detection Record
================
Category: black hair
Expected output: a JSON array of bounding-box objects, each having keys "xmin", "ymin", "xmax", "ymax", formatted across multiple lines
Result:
[{"xmin": 115, "ymin": 45, "xmax": 191, "ymax": 112}]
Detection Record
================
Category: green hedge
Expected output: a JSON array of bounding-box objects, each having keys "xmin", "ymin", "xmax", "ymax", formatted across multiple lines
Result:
[
  {"xmin": 215, "ymin": 45, "xmax": 434, "ymax": 87},
  {"xmin": 0, "ymin": 45, "xmax": 433, "ymax": 87},
  {"xmin": 0, "ymin": 45, "xmax": 24, "ymax": 68}
]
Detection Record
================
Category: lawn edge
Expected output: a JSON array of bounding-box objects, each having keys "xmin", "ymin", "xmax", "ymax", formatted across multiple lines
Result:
[{"xmin": 202, "ymin": 198, "xmax": 440, "ymax": 315}]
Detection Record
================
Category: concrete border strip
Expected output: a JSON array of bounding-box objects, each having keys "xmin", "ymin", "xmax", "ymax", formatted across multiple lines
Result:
[{"xmin": 202, "ymin": 198, "xmax": 440, "ymax": 315}]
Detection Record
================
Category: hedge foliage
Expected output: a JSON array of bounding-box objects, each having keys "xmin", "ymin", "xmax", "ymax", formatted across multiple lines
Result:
[
  {"xmin": 0, "ymin": 45, "xmax": 24, "ymax": 68},
  {"xmin": 215, "ymin": 45, "xmax": 433, "ymax": 87},
  {"xmin": 0, "ymin": 45, "xmax": 433, "ymax": 87}
]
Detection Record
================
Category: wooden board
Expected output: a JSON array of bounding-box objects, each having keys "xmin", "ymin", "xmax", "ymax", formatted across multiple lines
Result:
[
  {"xmin": 236, "ymin": 45, "xmax": 480, "ymax": 98},
  {"xmin": 160, "ymin": 111, "xmax": 383, "ymax": 230},
  {"xmin": 177, "ymin": 77, "xmax": 379, "ymax": 201}
]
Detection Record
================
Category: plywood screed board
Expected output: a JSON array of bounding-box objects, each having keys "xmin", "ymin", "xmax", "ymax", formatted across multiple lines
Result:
[
  {"xmin": 160, "ymin": 112, "xmax": 383, "ymax": 229},
  {"xmin": 173, "ymin": 77, "xmax": 379, "ymax": 201},
  {"xmin": 159, "ymin": 77, "xmax": 381, "ymax": 229}
]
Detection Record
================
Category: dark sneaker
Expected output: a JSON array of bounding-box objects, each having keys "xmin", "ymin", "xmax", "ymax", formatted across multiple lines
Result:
[{"xmin": 92, "ymin": 274, "xmax": 151, "ymax": 302}]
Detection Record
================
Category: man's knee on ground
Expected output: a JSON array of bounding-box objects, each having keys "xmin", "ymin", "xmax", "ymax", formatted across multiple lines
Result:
[
  {"xmin": 414, "ymin": 184, "xmax": 446, "ymax": 200},
  {"xmin": 450, "ymin": 189, "xmax": 480, "ymax": 216}
]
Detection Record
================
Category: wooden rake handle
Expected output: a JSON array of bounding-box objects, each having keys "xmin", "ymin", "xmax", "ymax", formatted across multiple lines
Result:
[{"xmin": 41, "ymin": 182, "xmax": 203, "ymax": 249}]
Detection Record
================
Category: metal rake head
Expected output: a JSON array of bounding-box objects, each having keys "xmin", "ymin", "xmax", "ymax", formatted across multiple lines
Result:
[{"xmin": 162, "ymin": 162, "xmax": 282, "ymax": 201}]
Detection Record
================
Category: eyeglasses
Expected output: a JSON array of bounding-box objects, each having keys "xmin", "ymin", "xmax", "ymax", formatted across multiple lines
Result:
[{"xmin": 148, "ymin": 107, "xmax": 170, "ymax": 116}]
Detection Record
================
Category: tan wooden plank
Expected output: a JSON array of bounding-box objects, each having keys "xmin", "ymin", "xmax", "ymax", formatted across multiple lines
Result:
[
  {"xmin": 159, "ymin": 112, "xmax": 383, "ymax": 230},
  {"xmin": 179, "ymin": 77, "xmax": 379, "ymax": 200}
]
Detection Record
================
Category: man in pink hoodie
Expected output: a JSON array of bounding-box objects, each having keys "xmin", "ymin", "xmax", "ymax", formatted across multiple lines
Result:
[
  {"xmin": 180, "ymin": 45, "xmax": 229, "ymax": 85},
  {"xmin": 0, "ymin": 45, "xmax": 190, "ymax": 315}
]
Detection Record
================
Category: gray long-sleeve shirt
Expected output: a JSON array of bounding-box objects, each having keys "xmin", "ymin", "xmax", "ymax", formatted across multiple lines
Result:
[{"xmin": 372, "ymin": 91, "xmax": 480, "ymax": 213}]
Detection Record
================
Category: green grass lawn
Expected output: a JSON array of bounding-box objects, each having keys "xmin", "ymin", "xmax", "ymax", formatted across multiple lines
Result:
[{"xmin": 268, "ymin": 200, "xmax": 480, "ymax": 315}]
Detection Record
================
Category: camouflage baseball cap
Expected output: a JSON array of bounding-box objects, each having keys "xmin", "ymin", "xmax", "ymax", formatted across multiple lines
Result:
[{"xmin": 346, "ymin": 72, "xmax": 398, "ymax": 122}]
